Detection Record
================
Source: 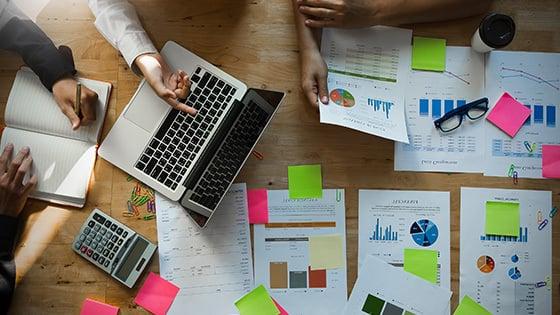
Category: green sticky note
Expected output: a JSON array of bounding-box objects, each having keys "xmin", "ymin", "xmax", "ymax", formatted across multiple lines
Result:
[
  {"xmin": 288, "ymin": 164, "xmax": 323, "ymax": 199},
  {"xmin": 412, "ymin": 36, "xmax": 446, "ymax": 72},
  {"xmin": 235, "ymin": 285, "xmax": 279, "ymax": 315},
  {"xmin": 485, "ymin": 201, "xmax": 520, "ymax": 236},
  {"xmin": 309, "ymin": 234, "xmax": 344, "ymax": 270},
  {"xmin": 453, "ymin": 296, "xmax": 492, "ymax": 315},
  {"xmin": 403, "ymin": 248, "xmax": 438, "ymax": 284}
]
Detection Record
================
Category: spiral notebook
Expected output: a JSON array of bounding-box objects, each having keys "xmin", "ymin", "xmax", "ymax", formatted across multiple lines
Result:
[{"xmin": 0, "ymin": 68, "xmax": 111, "ymax": 207}]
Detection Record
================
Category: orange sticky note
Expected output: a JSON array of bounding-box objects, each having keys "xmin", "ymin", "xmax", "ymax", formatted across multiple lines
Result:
[
  {"xmin": 134, "ymin": 272, "xmax": 180, "ymax": 315},
  {"xmin": 486, "ymin": 92, "xmax": 531, "ymax": 137},
  {"xmin": 247, "ymin": 189, "xmax": 269, "ymax": 224},
  {"xmin": 543, "ymin": 145, "xmax": 560, "ymax": 178},
  {"xmin": 272, "ymin": 298, "xmax": 289, "ymax": 315},
  {"xmin": 80, "ymin": 298, "xmax": 119, "ymax": 315}
]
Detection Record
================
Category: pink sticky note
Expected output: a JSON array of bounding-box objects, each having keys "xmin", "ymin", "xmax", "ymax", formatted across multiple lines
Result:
[
  {"xmin": 272, "ymin": 298, "xmax": 289, "ymax": 315},
  {"xmin": 80, "ymin": 298, "xmax": 119, "ymax": 315},
  {"xmin": 134, "ymin": 272, "xmax": 180, "ymax": 315},
  {"xmin": 486, "ymin": 92, "xmax": 531, "ymax": 138},
  {"xmin": 543, "ymin": 145, "xmax": 560, "ymax": 178},
  {"xmin": 247, "ymin": 189, "xmax": 269, "ymax": 224}
]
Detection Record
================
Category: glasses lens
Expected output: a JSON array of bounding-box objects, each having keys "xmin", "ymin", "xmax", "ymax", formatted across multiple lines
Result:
[
  {"xmin": 439, "ymin": 115, "xmax": 462, "ymax": 132},
  {"xmin": 467, "ymin": 104, "xmax": 488, "ymax": 120}
]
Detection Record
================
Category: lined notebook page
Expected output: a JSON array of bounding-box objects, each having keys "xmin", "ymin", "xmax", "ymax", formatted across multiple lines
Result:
[
  {"xmin": 0, "ymin": 128, "xmax": 96, "ymax": 206},
  {"xmin": 4, "ymin": 68, "xmax": 110, "ymax": 144}
]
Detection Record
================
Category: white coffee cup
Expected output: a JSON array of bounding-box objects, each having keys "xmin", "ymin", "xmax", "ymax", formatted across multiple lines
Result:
[{"xmin": 471, "ymin": 13, "xmax": 515, "ymax": 53}]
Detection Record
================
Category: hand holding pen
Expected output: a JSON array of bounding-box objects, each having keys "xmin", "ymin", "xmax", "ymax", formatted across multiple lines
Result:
[{"xmin": 52, "ymin": 77, "xmax": 99, "ymax": 130}]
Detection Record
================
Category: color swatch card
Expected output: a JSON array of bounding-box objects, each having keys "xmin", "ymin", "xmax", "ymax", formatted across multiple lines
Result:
[
  {"xmin": 254, "ymin": 189, "xmax": 347, "ymax": 315},
  {"xmin": 343, "ymin": 255, "xmax": 451, "ymax": 315},
  {"xmin": 411, "ymin": 37, "xmax": 447, "ymax": 72},
  {"xmin": 134, "ymin": 272, "xmax": 180, "ymax": 315},
  {"xmin": 542, "ymin": 144, "xmax": 560, "ymax": 178},
  {"xmin": 460, "ymin": 187, "xmax": 552, "ymax": 315},
  {"xmin": 80, "ymin": 299, "xmax": 119, "ymax": 315},
  {"xmin": 486, "ymin": 92, "xmax": 531, "ymax": 138}
]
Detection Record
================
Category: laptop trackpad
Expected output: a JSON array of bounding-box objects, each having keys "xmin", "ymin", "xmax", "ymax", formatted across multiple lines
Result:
[{"xmin": 124, "ymin": 83, "xmax": 169, "ymax": 134}]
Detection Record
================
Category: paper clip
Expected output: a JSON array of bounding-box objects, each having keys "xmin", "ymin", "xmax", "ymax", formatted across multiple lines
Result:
[
  {"xmin": 550, "ymin": 207, "xmax": 558, "ymax": 218},
  {"xmin": 535, "ymin": 281, "xmax": 547, "ymax": 288},
  {"xmin": 251, "ymin": 150, "xmax": 264, "ymax": 160},
  {"xmin": 507, "ymin": 164, "xmax": 515, "ymax": 177},
  {"xmin": 536, "ymin": 210, "xmax": 543, "ymax": 224},
  {"xmin": 122, "ymin": 211, "xmax": 134, "ymax": 218},
  {"xmin": 126, "ymin": 175, "xmax": 134, "ymax": 182},
  {"xmin": 538, "ymin": 219, "xmax": 548, "ymax": 230},
  {"xmin": 523, "ymin": 141, "xmax": 533, "ymax": 152},
  {"xmin": 138, "ymin": 214, "xmax": 156, "ymax": 221},
  {"xmin": 512, "ymin": 171, "xmax": 519, "ymax": 185}
]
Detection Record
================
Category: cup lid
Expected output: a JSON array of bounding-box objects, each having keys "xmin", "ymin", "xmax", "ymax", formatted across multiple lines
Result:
[{"xmin": 479, "ymin": 13, "xmax": 516, "ymax": 48}]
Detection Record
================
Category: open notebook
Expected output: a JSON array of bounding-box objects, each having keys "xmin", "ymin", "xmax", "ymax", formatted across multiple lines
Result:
[{"xmin": 0, "ymin": 68, "xmax": 111, "ymax": 207}]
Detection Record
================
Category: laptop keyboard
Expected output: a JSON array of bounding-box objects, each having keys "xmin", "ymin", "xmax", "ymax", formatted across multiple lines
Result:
[
  {"xmin": 189, "ymin": 100, "xmax": 270, "ymax": 210},
  {"xmin": 135, "ymin": 67, "xmax": 237, "ymax": 190}
]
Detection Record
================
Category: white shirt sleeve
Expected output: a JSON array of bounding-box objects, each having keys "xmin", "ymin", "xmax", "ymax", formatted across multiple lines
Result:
[{"xmin": 88, "ymin": 0, "xmax": 156, "ymax": 75}]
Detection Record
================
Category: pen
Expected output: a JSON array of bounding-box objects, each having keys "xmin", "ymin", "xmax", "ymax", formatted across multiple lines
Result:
[{"xmin": 75, "ymin": 82, "xmax": 82, "ymax": 116}]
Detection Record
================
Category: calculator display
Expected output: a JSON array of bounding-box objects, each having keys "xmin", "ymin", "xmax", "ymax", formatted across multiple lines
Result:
[{"xmin": 115, "ymin": 238, "xmax": 148, "ymax": 281}]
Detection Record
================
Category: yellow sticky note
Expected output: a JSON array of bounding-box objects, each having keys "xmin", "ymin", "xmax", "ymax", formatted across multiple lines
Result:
[
  {"xmin": 411, "ymin": 36, "xmax": 446, "ymax": 72},
  {"xmin": 453, "ymin": 296, "xmax": 492, "ymax": 315},
  {"xmin": 309, "ymin": 234, "xmax": 344, "ymax": 270},
  {"xmin": 403, "ymin": 248, "xmax": 438, "ymax": 284},
  {"xmin": 485, "ymin": 201, "xmax": 520, "ymax": 236}
]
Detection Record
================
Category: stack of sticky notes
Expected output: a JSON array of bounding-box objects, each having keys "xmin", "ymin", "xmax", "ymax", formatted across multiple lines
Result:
[
  {"xmin": 235, "ymin": 285, "xmax": 288, "ymax": 315},
  {"xmin": 485, "ymin": 201, "xmax": 520, "ymax": 236},
  {"xmin": 486, "ymin": 92, "xmax": 531, "ymax": 138},
  {"xmin": 134, "ymin": 272, "xmax": 180, "ymax": 315},
  {"xmin": 411, "ymin": 36, "xmax": 447, "ymax": 72},
  {"xmin": 288, "ymin": 164, "xmax": 323, "ymax": 199}
]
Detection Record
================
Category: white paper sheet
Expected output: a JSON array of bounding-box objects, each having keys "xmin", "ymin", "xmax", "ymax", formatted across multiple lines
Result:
[
  {"xmin": 459, "ymin": 187, "xmax": 552, "ymax": 315},
  {"xmin": 156, "ymin": 183, "xmax": 253, "ymax": 315},
  {"xmin": 320, "ymin": 26, "xmax": 411, "ymax": 143},
  {"xmin": 253, "ymin": 189, "xmax": 347, "ymax": 315},
  {"xmin": 358, "ymin": 190, "xmax": 451, "ymax": 289},
  {"xmin": 344, "ymin": 255, "xmax": 451, "ymax": 315},
  {"xmin": 483, "ymin": 51, "xmax": 560, "ymax": 178},
  {"xmin": 395, "ymin": 47, "xmax": 486, "ymax": 173}
]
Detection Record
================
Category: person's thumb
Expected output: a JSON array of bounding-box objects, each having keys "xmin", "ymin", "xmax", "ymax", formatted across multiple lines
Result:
[
  {"xmin": 150, "ymin": 78, "xmax": 177, "ymax": 100},
  {"xmin": 317, "ymin": 74, "xmax": 329, "ymax": 105},
  {"xmin": 62, "ymin": 104, "xmax": 81, "ymax": 130}
]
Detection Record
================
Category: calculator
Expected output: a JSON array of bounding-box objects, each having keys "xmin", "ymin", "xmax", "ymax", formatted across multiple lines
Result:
[{"xmin": 72, "ymin": 209, "xmax": 157, "ymax": 288}]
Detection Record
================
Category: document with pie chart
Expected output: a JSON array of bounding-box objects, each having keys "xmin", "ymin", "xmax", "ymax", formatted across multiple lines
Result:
[
  {"xmin": 358, "ymin": 190, "xmax": 451, "ymax": 290},
  {"xmin": 320, "ymin": 26, "xmax": 412, "ymax": 143},
  {"xmin": 460, "ymin": 187, "xmax": 552, "ymax": 315}
]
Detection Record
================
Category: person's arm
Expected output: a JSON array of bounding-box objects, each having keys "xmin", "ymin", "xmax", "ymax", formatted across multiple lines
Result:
[
  {"xmin": 88, "ymin": 0, "xmax": 194, "ymax": 114},
  {"xmin": 0, "ymin": 144, "xmax": 38, "ymax": 314},
  {"xmin": 0, "ymin": 0, "xmax": 98, "ymax": 129},
  {"xmin": 297, "ymin": 0, "xmax": 492, "ymax": 28},
  {"xmin": 292, "ymin": 0, "xmax": 329, "ymax": 109}
]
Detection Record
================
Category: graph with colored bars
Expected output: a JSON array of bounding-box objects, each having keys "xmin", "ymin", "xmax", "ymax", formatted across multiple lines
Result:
[
  {"xmin": 480, "ymin": 227, "xmax": 528, "ymax": 242},
  {"xmin": 369, "ymin": 218, "xmax": 398, "ymax": 241},
  {"xmin": 361, "ymin": 294, "xmax": 414, "ymax": 315},
  {"xmin": 269, "ymin": 261, "xmax": 327, "ymax": 289},
  {"xmin": 368, "ymin": 99, "xmax": 394, "ymax": 119},
  {"xmin": 522, "ymin": 104, "xmax": 556, "ymax": 127},
  {"xmin": 419, "ymin": 99, "xmax": 467, "ymax": 118}
]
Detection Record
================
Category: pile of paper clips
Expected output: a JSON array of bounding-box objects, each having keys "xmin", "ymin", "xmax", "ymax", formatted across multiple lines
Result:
[
  {"xmin": 123, "ymin": 175, "xmax": 156, "ymax": 220},
  {"xmin": 507, "ymin": 164, "xmax": 519, "ymax": 185}
]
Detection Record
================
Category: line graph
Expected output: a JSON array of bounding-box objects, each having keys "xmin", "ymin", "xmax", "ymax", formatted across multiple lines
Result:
[
  {"xmin": 500, "ymin": 67, "xmax": 560, "ymax": 91},
  {"xmin": 444, "ymin": 70, "xmax": 471, "ymax": 85}
]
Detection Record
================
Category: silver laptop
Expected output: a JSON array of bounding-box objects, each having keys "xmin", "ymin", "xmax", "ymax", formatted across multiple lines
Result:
[{"xmin": 99, "ymin": 41, "xmax": 285, "ymax": 227}]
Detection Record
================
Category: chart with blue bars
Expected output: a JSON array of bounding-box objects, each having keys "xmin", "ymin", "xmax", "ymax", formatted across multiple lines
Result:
[
  {"xmin": 369, "ymin": 218, "xmax": 398, "ymax": 241},
  {"xmin": 419, "ymin": 99, "xmax": 467, "ymax": 119},
  {"xmin": 522, "ymin": 104, "xmax": 557, "ymax": 127},
  {"xmin": 480, "ymin": 227, "xmax": 528, "ymax": 242}
]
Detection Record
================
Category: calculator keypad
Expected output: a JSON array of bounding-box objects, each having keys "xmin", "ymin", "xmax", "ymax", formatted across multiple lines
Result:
[{"xmin": 73, "ymin": 210, "xmax": 135, "ymax": 273}]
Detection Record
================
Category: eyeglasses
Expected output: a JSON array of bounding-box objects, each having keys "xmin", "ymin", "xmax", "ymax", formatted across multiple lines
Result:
[{"xmin": 434, "ymin": 97, "xmax": 489, "ymax": 133}]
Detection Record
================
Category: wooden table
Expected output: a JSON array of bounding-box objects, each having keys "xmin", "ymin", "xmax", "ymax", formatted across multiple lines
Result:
[{"xmin": 0, "ymin": 0, "xmax": 558, "ymax": 313}]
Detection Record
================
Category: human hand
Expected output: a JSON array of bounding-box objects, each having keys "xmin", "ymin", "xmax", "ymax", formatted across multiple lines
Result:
[
  {"xmin": 53, "ymin": 77, "xmax": 99, "ymax": 130},
  {"xmin": 0, "ymin": 144, "xmax": 37, "ymax": 218},
  {"xmin": 134, "ymin": 53, "xmax": 196, "ymax": 115},
  {"xmin": 300, "ymin": 48, "xmax": 329, "ymax": 109},
  {"xmin": 297, "ymin": 0, "xmax": 381, "ymax": 28}
]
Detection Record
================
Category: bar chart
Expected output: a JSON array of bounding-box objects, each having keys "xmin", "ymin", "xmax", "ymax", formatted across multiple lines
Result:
[
  {"xmin": 369, "ymin": 218, "xmax": 398, "ymax": 241},
  {"xmin": 419, "ymin": 98, "xmax": 467, "ymax": 118},
  {"xmin": 269, "ymin": 262, "xmax": 327, "ymax": 289},
  {"xmin": 522, "ymin": 104, "xmax": 557, "ymax": 127},
  {"xmin": 480, "ymin": 227, "xmax": 528, "ymax": 242}
]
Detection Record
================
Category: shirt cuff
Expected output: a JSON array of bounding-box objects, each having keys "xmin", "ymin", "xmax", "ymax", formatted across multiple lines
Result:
[
  {"xmin": 116, "ymin": 31, "xmax": 157, "ymax": 76},
  {"xmin": 0, "ymin": 215, "xmax": 18, "ymax": 253}
]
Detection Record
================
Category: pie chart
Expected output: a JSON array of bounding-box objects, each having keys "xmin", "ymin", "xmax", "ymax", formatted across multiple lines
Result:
[
  {"xmin": 410, "ymin": 219, "xmax": 439, "ymax": 247},
  {"xmin": 508, "ymin": 267, "xmax": 522, "ymax": 280},
  {"xmin": 330, "ymin": 89, "xmax": 355, "ymax": 107},
  {"xmin": 477, "ymin": 255, "xmax": 495, "ymax": 273}
]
